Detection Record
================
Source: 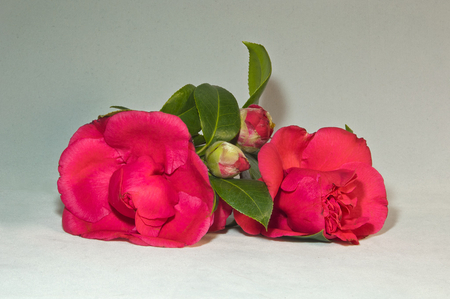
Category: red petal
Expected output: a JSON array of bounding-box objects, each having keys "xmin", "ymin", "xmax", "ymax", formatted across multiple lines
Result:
[
  {"xmin": 68, "ymin": 118, "xmax": 110, "ymax": 146},
  {"xmin": 301, "ymin": 127, "xmax": 372, "ymax": 171},
  {"xmin": 278, "ymin": 168, "xmax": 325, "ymax": 234},
  {"xmin": 339, "ymin": 162, "xmax": 388, "ymax": 238},
  {"xmin": 58, "ymin": 138, "xmax": 122, "ymax": 222},
  {"xmin": 158, "ymin": 192, "xmax": 213, "ymax": 246},
  {"xmin": 208, "ymin": 199, "xmax": 233, "ymax": 232},
  {"xmin": 269, "ymin": 126, "xmax": 314, "ymax": 170},
  {"xmin": 62, "ymin": 208, "xmax": 135, "ymax": 236},
  {"xmin": 234, "ymin": 210, "xmax": 267, "ymax": 235},
  {"xmin": 103, "ymin": 111, "xmax": 191, "ymax": 174},
  {"xmin": 258, "ymin": 143, "xmax": 284, "ymax": 199}
]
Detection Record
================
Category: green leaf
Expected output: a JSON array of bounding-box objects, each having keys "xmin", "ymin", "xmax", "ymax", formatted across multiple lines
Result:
[
  {"xmin": 161, "ymin": 84, "xmax": 196, "ymax": 115},
  {"xmin": 98, "ymin": 106, "xmax": 131, "ymax": 119},
  {"xmin": 192, "ymin": 134, "xmax": 205, "ymax": 146},
  {"xmin": 244, "ymin": 153, "xmax": 261, "ymax": 180},
  {"xmin": 242, "ymin": 41, "xmax": 272, "ymax": 108},
  {"xmin": 210, "ymin": 192, "xmax": 219, "ymax": 216},
  {"xmin": 177, "ymin": 104, "xmax": 201, "ymax": 136},
  {"xmin": 194, "ymin": 83, "xmax": 241, "ymax": 155},
  {"xmin": 161, "ymin": 84, "xmax": 201, "ymax": 135},
  {"xmin": 209, "ymin": 176, "xmax": 273, "ymax": 229},
  {"xmin": 345, "ymin": 124, "xmax": 354, "ymax": 133},
  {"xmin": 288, "ymin": 230, "xmax": 331, "ymax": 243},
  {"xmin": 110, "ymin": 105, "xmax": 131, "ymax": 110}
]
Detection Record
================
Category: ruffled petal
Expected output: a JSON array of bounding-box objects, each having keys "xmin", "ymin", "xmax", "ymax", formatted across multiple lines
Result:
[
  {"xmin": 301, "ymin": 127, "xmax": 372, "ymax": 171},
  {"xmin": 269, "ymin": 126, "xmax": 314, "ymax": 170},
  {"xmin": 278, "ymin": 168, "xmax": 325, "ymax": 234},
  {"xmin": 58, "ymin": 138, "xmax": 122, "ymax": 222},
  {"xmin": 63, "ymin": 208, "xmax": 187, "ymax": 248},
  {"xmin": 103, "ymin": 111, "xmax": 191, "ymax": 174},
  {"xmin": 166, "ymin": 146, "xmax": 214, "ymax": 211},
  {"xmin": 62, "ymin": 208, "xmax": 135, "ymax": 237},
  {"xmin": 338, "ymin": 162, "xmax": 388, "ymax": 239},
  {"xmin": 158, "ymin": 192, "xmax": 213, "ymax": 246}
]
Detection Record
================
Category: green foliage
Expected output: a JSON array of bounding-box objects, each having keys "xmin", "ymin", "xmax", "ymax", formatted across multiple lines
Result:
[
  {"xmin": 194, "ymin": 84, "xmax": 241, "ymax": 155},
  {"xmin": 209, "ymin": 176, "xmax": 273, "ymax": 229},
  {"xmin": 242, "ymin": 41, "xmax": 272, "ymax": 108}
]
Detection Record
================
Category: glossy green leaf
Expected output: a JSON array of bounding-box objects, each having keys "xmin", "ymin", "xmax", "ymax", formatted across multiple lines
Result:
[
  {"xmin": 178, "ymin": 105, "xmax": 201, "ymax": 136},
  {"xmin": 194, "ymin": 83, "xmax": 240, "ymax": 155},
  {"xmin": 244, "ymin": 153, "xmax": 261, "ymax": 180},
  {"xmin": 345, "ymin": 124, "xmax": 354, "ymax": 133},
  {"xmin": 288, "ymin": 230, "xmax": 331, "ymax": 243},
  {"xmin": 160, "ymin": 84, "xmax": 196, "ymax": 115},
  {"xmin": 209, "ymin": 176, "xmax": 273, "ymax": 229},
  {"xmin": 192, "ymin": 134, "xmax": 205, "ymax": 146},
  {"xmin": 242, "ymin": 41, "xmax": 272, "ymax": 108},
  {"xmin": 160, "ymin": 84, "xmax": 201, "ymax": 135}
]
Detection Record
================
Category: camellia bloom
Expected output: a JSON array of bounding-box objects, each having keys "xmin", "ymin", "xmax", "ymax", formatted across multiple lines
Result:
[
  {"xmin": 237, "ymin": 104, "xmax": 275, "ymax": 153},
  {"xmin": 58, "ymin": 111, "xmax": 215, "ymax": 248},
  {"xmin": 205, "ymin": 141, "xmax": 250, "ymax": 178},
  {"xmin": 234, "ymin": 126, "xmax": 388, "ymax": 244}
]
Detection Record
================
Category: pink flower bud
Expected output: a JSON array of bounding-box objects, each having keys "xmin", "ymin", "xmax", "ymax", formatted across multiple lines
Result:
[
  {"xmin": 205, "ymin": 141, "xmax": 250, "ymax": 178},
  {"xmin": 237, "ymin": 104, "xmax": 275, "ymax": 153}
]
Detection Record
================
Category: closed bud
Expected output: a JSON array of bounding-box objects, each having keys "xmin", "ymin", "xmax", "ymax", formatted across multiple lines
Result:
[
  {"xmin": 237, "ymin": 104, "xmax": 275, "ymax": 153},
  {"xmin": 205, "ymin": 141, "xmax": 250, "ymax": 178}
]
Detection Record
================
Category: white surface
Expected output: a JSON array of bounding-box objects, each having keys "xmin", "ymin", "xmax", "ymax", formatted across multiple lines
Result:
[{"xmin": 1, "ymin": 1, "xmax": 449, "ymax": 298}]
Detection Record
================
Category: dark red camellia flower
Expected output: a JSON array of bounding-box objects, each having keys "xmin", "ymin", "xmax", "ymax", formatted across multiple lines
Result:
[
  {"xmin": 234, "ymin": 126, "xmax": 388, "ymax": 244},
  {"xmin": 58, "ymin": 111, "xmax": 215, "ymax": 248}
]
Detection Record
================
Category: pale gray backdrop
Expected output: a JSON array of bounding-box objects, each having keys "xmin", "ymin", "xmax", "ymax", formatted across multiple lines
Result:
[{"xmin": 1, "ymin": 1, "xmax": 449, "ymax": 298}]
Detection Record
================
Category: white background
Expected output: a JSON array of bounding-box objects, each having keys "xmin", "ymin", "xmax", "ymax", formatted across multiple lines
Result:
[{"xmin": 1, "ymin": 1, "xmax": 449, "ymax": 298}]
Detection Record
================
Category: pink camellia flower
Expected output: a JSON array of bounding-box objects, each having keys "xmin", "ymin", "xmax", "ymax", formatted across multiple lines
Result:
[
  {"xmin": 234, "ymin": 126, "xmax": 388, "ymax": 244},
  {"xmin": 205, "ymin": 141, "xmax": 250, "ymax": 178},
  {"xmin": 237, "ymin": 104, "xmax": 275, "ymax": 153},
  {"xmin": 58, "ymin": 111, "xmax": 215, "ymax": 248}
]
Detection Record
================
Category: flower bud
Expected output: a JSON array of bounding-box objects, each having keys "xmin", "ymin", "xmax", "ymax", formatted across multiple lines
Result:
[
  {"xmin": 205, "ymin": 141, "xmax": 250, "ymax": 178},
  {"xmin": 237, "ymin": 104, "xmax": 275, "ymax": 153}
]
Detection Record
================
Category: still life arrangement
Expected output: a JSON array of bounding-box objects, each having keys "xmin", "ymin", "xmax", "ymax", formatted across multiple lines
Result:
[{"xmin": 57, "ymin": 42, "xmax": 388, "ymax": 248}]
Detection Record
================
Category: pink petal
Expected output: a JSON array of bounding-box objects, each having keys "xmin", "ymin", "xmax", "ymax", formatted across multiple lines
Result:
[
  {"xmin": 68, "ymin": 118, "xmax": 110, "ymax": 146},
  {"xmin": 278, "ymin": 168, "xmax": 325, "ymax": 234},
  {"xmin": 301, "ymin": 127, "xmax": 372, "ymax": 171},
  {"xmin": 269, "ymin": 126, "xmax": 314, "ymax": 170},
  {"xmin": 103, "ymin": 111, "xmax": 191, "ymax": 174},
  {"xmin": 165, "ymin": 147, "xmax": 214, "ymax": 211},
  {"xmin": 63, "ymin": 208, "xmax": 187, "ymax": 248},
  {"xmin": 62, "ymin": 208, "xmax": 135, "ymax": 237},
  {"xmin": 258, "ymin": 143, "xmax": 284, "ymax": 199},
  {"xmin": 58, "ymin": 138, "xmax": 123, "ymax": 222},
  {"xmin": 339, "ymin": 162, "xmax": 388, "ymax": 238},
  {"xmin": 209, "ymin": 199, "xmax": 233, "ymax": 232},
  {"xmin": 234, "ymin": 210, "xmax": 265, "ymax": 235},
  {"xmin": 158, "ymin": 192, "xmax": 213, "ymax": 246}
]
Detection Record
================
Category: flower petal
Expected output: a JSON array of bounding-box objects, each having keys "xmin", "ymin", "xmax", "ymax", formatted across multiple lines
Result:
[
  {"xmin": 103, "ymin": 111, "xmax": 191, "ymax": 174},
  {"xmin": 62, "ymin": 208, "xmax": 135, "ymax": 237},
  {"xmin": 158, "ymin": 192, "xmax": 213, "ymax": 246},
  {"xmin": 58, "ymin": 138, "xmax": 122, "ymax": 222},
  {"xmin": 301, "ymin": 127, "xmax": 372, "ymax": 171},
  {"xmin": 258, "ymin": 143, "xmax": 284, "ymax": 199},
  {"xmin": 68, "ymin": 118, "xmax": 110, "ymax": 146},
  {"xmin": 339, "ymin": 162, "xmax": 388, "ymax": 238},
  {"xmin": 208, "ymin": 199, "xmax": 233, "ymax": 232},
  {"xmin": 269, "ymin": 126, "xmax": 314, "ymax": 170},
  {"xmin": 278, "ymin": 168, "xmax": 325, "ymax": 234}
]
